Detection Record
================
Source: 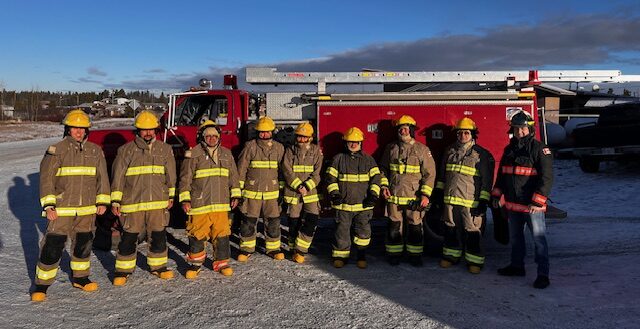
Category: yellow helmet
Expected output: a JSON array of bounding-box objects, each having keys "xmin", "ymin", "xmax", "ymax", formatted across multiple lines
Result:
[
  {"xmin": 62, "ymin": 109, "xmax": 91, "ymax": 128},
  {"xmin": 256, "ymin": 116, "xmax": 276, "ymax": 132},
  {"xmin": 395, "ymin": 115, "xmax": 417, "ymax": 127},
  {"xmin": 455, "ymin": 117, "xmax": 477, "ymax": 130},
  {"xmin": 199, "ymin": 119, "xmax": 216, "ymax": 130},
  {"xmin": 134, "ymin": 110, "xmax": 160, "ymax": 129},
  {"xmin": 294, "ymin": 122, "xmax": 314, "ymax": 137},
  {"xmin": 343, "ymin": 127, "xmax": 364, "ymax": 142}
]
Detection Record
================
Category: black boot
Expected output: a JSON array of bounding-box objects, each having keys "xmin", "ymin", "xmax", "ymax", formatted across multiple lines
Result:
[
  {"xmin": 497, "ymin": 265, "xmax": 526, "ymax": 277},
  {"xmin": 533, "ymin": 275, "xmax": 550, "ymax": 289},
  {"xmin": 409, "ymin": 255, "xmax": 423, "ymax": 267}
]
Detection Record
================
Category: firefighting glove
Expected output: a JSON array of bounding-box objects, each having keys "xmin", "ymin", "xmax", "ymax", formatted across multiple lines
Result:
[
  {"xmin": 362, "ymin": 193, "xmax": 378, "ymax": 208},
  {"xmin": 330, "ymin": 193, "xmax": 342, "ymax": 206},
  {"xmin": 470, "ymin": 200, "xmax": 488, "ymax": 217}
]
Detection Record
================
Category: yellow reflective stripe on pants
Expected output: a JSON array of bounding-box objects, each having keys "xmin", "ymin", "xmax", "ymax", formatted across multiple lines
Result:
[
  {"xmin": 389, "ymin": 163, "xmax": 420, "ymax": 174},
  {"xmin": 147, "ymin": 256, "xmax": 168, "ymax": 267},
  {"xmin": 116, "ymin": 259, "xmax": 137, "ymax": 270},
  {"xmin": 125, "ymin": 165, "xmax": 165, "ymax": 176},
  {"xmin": 444, "ymin": 196, "xmax": 479, "ymax": 208},
  {"xmin": 249, "ymin": 161, "xmax": 278, "ymax": 169},
  {"xmin": 406, "ymin": 244, "xmax": 423, "ymax": 254},
  {"xmin": 70, "ymin": 260, "xmax": 90, "ymax": 271},
  {"xmin": 179, "ymin": 191, "xmax": 191, "ymax": 202},
  {"xmin": 443, "ymin": 247, "xmax": 463, "ymax": 258},
  {"xmin": 465, "ymin": 253, "xmax": 485, "ymax": 264},
  {"xmin": 36, "ymin": 266, "xmax": 58, "ymax": 280},
  {"xmin": 295, "ymin": 237, "xmax": 312, "ymax": 249},
  {"xmin": 386, "ymin": 244, "xmax": 403, "ymax": 253},
  {"xmin": 389, "ymin": 196, "xmax": 417, "ymax": 205},
  {"xmin": 332, "ymin": 249, "xmax": 350, "ymax": 258},
  {"xmin": 293, "ymin": 165, "xmax": 314, "ymax": 173},
  {"xmin": 353, "ymin": 236, "xmax": 370, "ymax": 247},
  {"xmin": 420, "ymin": 185, "xmax": 433, "ymax": 197},
  {"xmin": 120, "ymin": 200, "xmax": 169, "ymax": 213},
  {"xmin": 194, "ymin": 168, "xmax": 229, "ymax": 178},
  {"xmin": 96, "ymin": 194, "xmax": 111, "ymax": 204},
  {"xmin": 338, "ymin": 174, "xmax": 369, "ymax": 182},
  {"xmin": 265, "ymin": 240, "xmax": 280, "ymax": 250},
  {"xmin": 188, "ymin": 203, "xmax": 231, "ymax": 215},
  {"xmin": 327, "ymin": 183, "xmax": 339, "ymax": 193},
  {"xmin": 111, "ymin": 191, "xmax": 123, "ymax": 201},
  {"xmin": 332, "ymin": 203, "xmax": 374, "ymax": 212},
  {"xmin": 56, "ymin": 166, "xmax": 96, "ymax": 176},
  {"xmin": 326, "ymin": 167, "xmax": 339, "ymax": 178},
  {"xmin": 43, "ymin": 205, "xmax": 97, "ymax": 217},
  {"xmin": 40, "ymin": 194, "xmax": 57, "ymax": 207},
  {"xmin": 240, "ymin": 239, "xmax": 256, "ymax": 249},
  {"xmin": 242, "ymin": 190, "xmax": 279, "ymax": 200},
  {"xmin": 445, "ymin": 163, "xmax": 479, "ymax": 176}
]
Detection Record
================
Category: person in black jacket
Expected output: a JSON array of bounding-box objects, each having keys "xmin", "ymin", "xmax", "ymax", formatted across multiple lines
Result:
[{"xmin": 491, "ymin": 111, "xmax": 553, "ymax": 289}]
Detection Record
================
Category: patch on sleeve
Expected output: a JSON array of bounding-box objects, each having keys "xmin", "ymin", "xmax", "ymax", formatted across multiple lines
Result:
[
  {"xmin": 184, "ymin": 150, "xmax": 192, "ymax": 158},
  {"xmin": 46, "ymin": 146, "xmax": 56, "ymax": 155},
  {"xmin": 542, "ymin": 147, "xmax": 551, "ymax": 156}
]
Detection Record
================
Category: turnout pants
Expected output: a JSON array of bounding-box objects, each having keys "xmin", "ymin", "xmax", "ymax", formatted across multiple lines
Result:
[
  {"xmin": 385, "ymin": 203, "xmax": 425, "ymax": 257},
  {"xmin": 35, "ymin": 214, "xmax": 95, "ymax": 285},
  {"xmin": 332, "ymin": 210, "xmax": 373, "ymax": 260},
  {"xmin": 186, "ymin": 211, "xmax": 231, "ymax": 267},
  {"xmin": 115, "ymin": 209, "xmax": 169, "ymax": 273},
  {"xmin": 239, "ymin": 198, "xmax": 282, "ymax": 254},
  {"xmin": 441, "ymin": 204, "xmax": 485, "ymax": 267},
  {"xmin": 287, "ymin": 201, "xmax": 320, "ymax": 254}
]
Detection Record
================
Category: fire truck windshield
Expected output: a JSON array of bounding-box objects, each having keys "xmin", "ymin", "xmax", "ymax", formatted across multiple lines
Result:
[{"xmin": 175, "ymin": 95, "xmax": 228, "ymax": 126}]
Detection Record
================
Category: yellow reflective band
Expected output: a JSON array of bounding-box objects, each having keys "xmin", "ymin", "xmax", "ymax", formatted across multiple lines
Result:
[
  {"xmin": 265, "ymin": 240, "xmax": 281, "ymax": 251},
  {"xmin": 369, "ymin": 184, "xmax": 381, "ymax": 196},
  {"xmin": 380, "ymin": 177, "xmax": 389, "ymax": 186},
  {"xmin": 296, "ymin": 237, "xmax": 312, "ymax": 249},
  {"xmin": 239, "ymin": 180, "xmax": 245, "ymax": 189},
  {"xmin": 147, "ymin": 256, "xmax": 168, "ymax": 267},
  {"xmin": 445, "ymin": 163, "xmax": 479, "ymax": 176},
  {"xmin": 326, "ymin": 167, "xmax": 339, "ymax": 177},
  {"xmin": 230, "ymin": 188, "xmax": 242, "ymax": 198},
  {"xmin": 40, "ymin": 194, "xmax": 57, "ymax": 207},
  {"xmin": 249, "ymin": 160, "xmax": 278, "ymax": 169},
  {"xmin": 385, "ymin": 244, "xmax": 404, "ymax": 253},
  {"xmin": 369, "ymin": 167, "xmax": 381, "ymax": 177},
  {"xmin": 480, "ymin": 190, "xmax": 491, "ymax": 201},
  {"xmin": 188, "ymin": 203, "xmax": 231, "ymax": 215},
  {"xmin": 290, "ymin": 177, "xmax": 303, "ymax": 189},
  {"xmin": 36, "ymin": 266, "xmax": 58, "ymax": 280},
  {"xmin": 465, "ymin": 253, "xmax": 485, "ymax": 264},
  {"xmin": 179, "ymin": 191, "xmax": 191, "ymax": 202},
  {"xmin": 168, "ymin": 187, "xmax": 176, "ymax": 197},
  {"xmin": 302, "ymin": 194, "xmax": 320, "ymax": 203},
  {"xmin": 111, "ymin": 191, "xmax": 123, "ymax": 201},
  {"xmin": 120, "ymin": 200, "xmax": 169, "ymax": 213},
  {"xmin": 304, "ymin": 179, "xmax": 317, "ymax": 190},
  {"xmin": 70, "ymin": 260, "xmax": 90, "ymax": 271},
  {"xmin": 96, "ymin": 194, "xmax": 111, "ymax": 204},
  {"xmin": 420, "ymin": 185, "xmax": 433, "ymax": 197},
  {"xmin": 353, "ymin": 236, "xmax": 371, "ymax": 247},
  {"xmin": 242, "ymin": 190, "xmax": 279, "ymax": 200},
  {"xmin": 293, "ymin": 165, "xmax": 314, "ymax": 173},
  {"xmin": 240, "ymin": 239, "xmax": 256, "ymax": 248},
  {"xmin": 56, "ymin": 166, "xmax": 96, "ymax": 176},
  {"xmin": 338, "ymin": 173, "xmax": 370, "ymax": 182},
  {"xmin": 125, "ymin": 165, "xmax": 165, "ymax": 176},
  {"xmin": 116, "ymin": 258, "xmax": 137, "ymax": 270},
  {"xmin": 389, "ymin": 196, "xmax": 418, "ymax": 205},
  {"xmin": 327, "ymin": 183, "xmax": 339, "ymax": 193},
  {"xmin": 406, "ymin": 245, "xmax": 423, "ymax": 254},
  {"xmin": 194, "ymin": 168, "xmax": 229, "ymax": 178},
  {"xmin": 332, "ymin": 249, "xmax": 350, "ymax": 258},
  {"xmin": 443, "ymin": 195, "xmax": 479, "ymax": 208},
  {"xmin": 389, "ymin": 163, "xmax": 421, "ymax": 174},
  {"xmin": 332, "ymin": 203, "xmax": 374, "ymax": 212},
  {"xmin": 435, "ymin": 181, "xmax": 445, "ymax": 189},
  {"xmin": 284, "ymin": 196, "xmax": 300, "ymax": 205},
  {"xmin": 443, "ymin": 247, "xmax": 463, "ymax": 258},
  {"xmin": 47, "ymin": 205, "xmax": 97, "ymax": 217}
]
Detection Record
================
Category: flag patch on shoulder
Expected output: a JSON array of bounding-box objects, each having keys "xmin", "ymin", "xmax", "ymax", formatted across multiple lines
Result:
[{"xmin": 542, "ymin": 147, "xmax": 551, "ymax": 155}]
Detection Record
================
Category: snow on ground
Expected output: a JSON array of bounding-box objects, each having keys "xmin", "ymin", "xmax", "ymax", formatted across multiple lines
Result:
[
  {"xmin": 0, "ymin": 139, "xmax": 639, "ymax": 328},
  {"xmin": 0, "ymin": 118, "xmax": 133, "ymax": 143}
]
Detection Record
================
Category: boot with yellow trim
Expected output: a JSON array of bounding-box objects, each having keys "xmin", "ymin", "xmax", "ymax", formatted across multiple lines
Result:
[
  {"xmin": 237, "ymin": 252, "xmax": 252, "ymax": 262},
  {"xmin": 185, "ymin": 265, "xmax": 202, "ymax": 279},
  {"xmin": 468, "ymin": 264, "xmax": 482, "ymax": 274},
  {"xmin": 356, "ymin": 249, "xmax": 367, "ymax": 269},
  {"xmin": 213, "ymin": 260, "xmax": 233, "ymax": 276},
  {"xmin": 112, "ymin": 272, "xmax": 130, "ymax": 286},
  {"xmin": 267, "ymin": 250, "xmax": 285, "ymax": 260},
  {"xmin": 30, "ymin": 285, "xmax": 49, "ymax": 302},
  {"xmin": 292, "ymin": 250, "xmax": 305, "ymax": 264},
  {"xmin": 72, "ymin": 276, "xmax": 99, "ymax": 292},
  {"xmin": 151, "ymin": 267, "xmax": 174, "ymax": 280}
]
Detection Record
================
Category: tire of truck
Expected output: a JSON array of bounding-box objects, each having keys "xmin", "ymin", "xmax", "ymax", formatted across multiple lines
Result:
[{"xmin": 579, "ymin": 157, "xmax": 600, "ymax": 173}]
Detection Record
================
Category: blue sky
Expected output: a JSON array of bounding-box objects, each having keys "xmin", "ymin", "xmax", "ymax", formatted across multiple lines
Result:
[{"xmin": 1, "ymin": 0, "xmax": 639, "ymax": 93}]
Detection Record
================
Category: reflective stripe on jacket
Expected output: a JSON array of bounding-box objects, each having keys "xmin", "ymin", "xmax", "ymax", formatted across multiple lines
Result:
[
  {"xmin": 282, "ymin": 143, "xmax": 323, "ymax": 205},
  {"xmin": 379, "ymin": 139, "xmax": 436, "ymax": 205},
  {"xmin": 326, "ymin": 151, "xmax": 382, "ymax": 210},
  {"xmin": 236, "ymin": 139, "xmax": 285, "ymax": 199}
]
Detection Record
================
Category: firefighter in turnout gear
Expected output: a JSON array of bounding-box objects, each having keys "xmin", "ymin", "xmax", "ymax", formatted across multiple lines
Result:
[
  {"xmin": 435, "ymin": 117, "xmax": 495, "ymax": 274},
  {"xmin": 110, "ymin": 110, "xmax": 177, "ymax": 285},
  {"xmin": 493, "ymin": 110, "xmax": 553, "ymax": 289},
  {"xmin": 281, "ymin": 122, "xmax": 323, "ymax": 264},
  {"xmin": 379, "ymin": 115, "xmax": 436, "ymax": 267},
  {"xmin": 236, "ymin": 116, "xmax": 285, "ymax": 261},
  {"xmin": 327, "ymin": 127, "xmax": 383, "ymax": 269},
  {"xmin": 179, "ymin": 120, "xmax": 241, "ymax": 278},
  {"xmin": 32, "ymin": 109, "xmax": 110, "ymax": 302}
]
